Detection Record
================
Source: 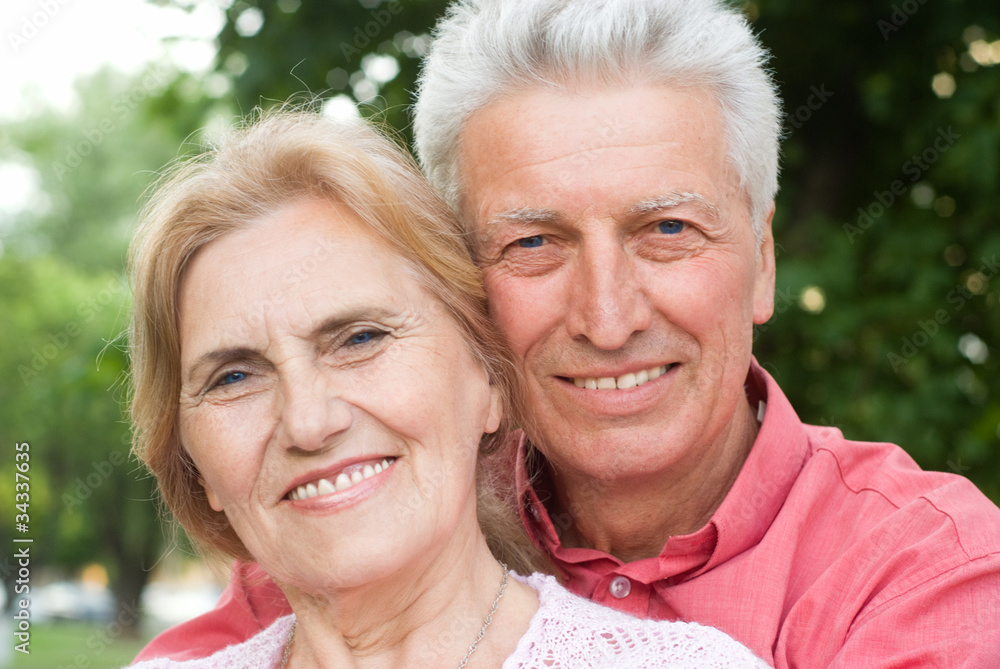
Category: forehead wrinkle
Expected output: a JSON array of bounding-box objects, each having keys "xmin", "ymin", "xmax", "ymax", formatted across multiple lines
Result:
[{"xmin": 630, "ymin": 192, "xmax": 720, "ymax": 219}]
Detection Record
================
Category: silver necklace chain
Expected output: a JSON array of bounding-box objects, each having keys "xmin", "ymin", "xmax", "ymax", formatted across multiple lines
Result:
[
  {"xmin": 457, "ymin": 562, "xmax": 509, "ymax": 669},
  {"xmin": 278, "ymin": 562, "xmax": 510, "ymax": 669},
  {"xmin": 278, "ymin": 619, "xmax": 296, "ymax": 669}
]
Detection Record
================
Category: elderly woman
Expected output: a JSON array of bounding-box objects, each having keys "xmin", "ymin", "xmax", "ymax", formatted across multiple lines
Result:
[{"xmin": 127, "ymin": 110, "xmax": 768, "ymax": 668}]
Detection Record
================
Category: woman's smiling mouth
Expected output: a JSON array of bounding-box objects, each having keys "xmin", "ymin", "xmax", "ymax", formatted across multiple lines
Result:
[{"xmin": 287, "ymin": 458, "xmax": 396, "ymax": 501}]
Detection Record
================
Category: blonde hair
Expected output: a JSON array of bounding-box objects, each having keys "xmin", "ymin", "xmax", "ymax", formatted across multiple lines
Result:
[{"xmin": 129, "ymin": 109, "xmax": 542, "ymax": 573}]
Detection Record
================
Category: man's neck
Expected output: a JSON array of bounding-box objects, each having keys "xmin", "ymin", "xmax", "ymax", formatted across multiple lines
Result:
[{"xmin": 541, "ymin": 398, "xmax": 760, "ymax": 563}]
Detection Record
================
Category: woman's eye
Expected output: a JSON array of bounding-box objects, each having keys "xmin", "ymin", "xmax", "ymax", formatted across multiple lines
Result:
[
  {"xmin": 656, "ymin": 220, "xmax": 686, "ymax": 235},
  {"xmin": 516, "ymin": 235, "xmax": 545, "ymax": 248},
  {"xmin": 217, "ymin": 371, "xmax": 246, "ymax": 387}
]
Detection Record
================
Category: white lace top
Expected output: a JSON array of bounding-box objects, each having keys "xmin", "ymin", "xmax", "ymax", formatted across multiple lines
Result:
[{"xmin": 130, "ymin": 572, "xmax": 770, "ymax": 668}]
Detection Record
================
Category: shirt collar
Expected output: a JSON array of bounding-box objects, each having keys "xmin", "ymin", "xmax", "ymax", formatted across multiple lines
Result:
[
  {"xmin": 702, "ymin": 359, "xmax": 810, "ymax": 572},
  {"xmin": 515, "ymin": 358, "xmax": 810, "ymax": 584}
]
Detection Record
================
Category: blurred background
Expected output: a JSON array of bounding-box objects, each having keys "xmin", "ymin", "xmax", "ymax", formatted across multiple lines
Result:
[{"xmin": 1, "ymin": 0, "xmax": 998, "ymax": 666}]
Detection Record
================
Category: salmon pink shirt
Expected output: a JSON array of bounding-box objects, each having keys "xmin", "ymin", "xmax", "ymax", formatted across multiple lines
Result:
[{"xmin": 135, "ymin": 362, "xmax": 1000, "ymax": 667}]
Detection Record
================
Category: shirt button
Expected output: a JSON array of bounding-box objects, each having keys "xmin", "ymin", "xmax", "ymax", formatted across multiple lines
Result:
[{"xmin": 609, "ymin": 576, "xmax": 631, "ymax": 599}]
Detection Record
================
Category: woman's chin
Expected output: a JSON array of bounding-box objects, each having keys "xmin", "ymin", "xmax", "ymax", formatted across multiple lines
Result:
[
  {"xmin": 266, "ymin": 542, "xmax": 436, "ymax": 599},
  {"xmin": 250, "ymin": 509, "xmax": 474, "ymax": 599}
]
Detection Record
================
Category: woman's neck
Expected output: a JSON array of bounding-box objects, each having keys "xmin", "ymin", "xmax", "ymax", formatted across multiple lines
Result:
[{"xmin": 281, "ymin": 531, "xmax": 538, "ymax": 669}]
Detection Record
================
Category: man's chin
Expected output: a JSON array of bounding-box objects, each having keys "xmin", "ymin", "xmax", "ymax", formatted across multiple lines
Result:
[{"xmin": 531, "ymin": 426, "xmax": 694, "ymax": 485}]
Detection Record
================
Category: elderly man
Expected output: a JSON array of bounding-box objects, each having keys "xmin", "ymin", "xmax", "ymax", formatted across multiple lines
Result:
[{"xmin": 136, "ymin": 0, "xmax": 1000, "ymax": 666}]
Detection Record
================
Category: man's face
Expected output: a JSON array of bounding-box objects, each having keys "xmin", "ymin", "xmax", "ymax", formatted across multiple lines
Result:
[{"xmin": 459, "ymin": 83, "xmax": 775, "ymax": 486}]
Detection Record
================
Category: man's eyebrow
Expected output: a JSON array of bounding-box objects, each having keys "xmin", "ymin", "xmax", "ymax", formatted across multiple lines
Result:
[
  {"xmin": 630, "ymin": 192, "xmax": 720, "ymax": 219},
  {"xmin": 481, "ymin": 208, "xmax": 560, "ymax": 243}
]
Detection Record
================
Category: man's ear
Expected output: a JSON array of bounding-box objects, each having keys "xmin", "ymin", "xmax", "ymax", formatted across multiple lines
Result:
[{"xmin": 752, "ymin": 203, "xmax": 777, "ymax": 325}]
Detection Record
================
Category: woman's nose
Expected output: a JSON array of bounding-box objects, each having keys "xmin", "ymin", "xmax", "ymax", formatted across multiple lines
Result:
[{"xmin": 274, "ymin": 363, "xmax": 353, "ymax": 453}]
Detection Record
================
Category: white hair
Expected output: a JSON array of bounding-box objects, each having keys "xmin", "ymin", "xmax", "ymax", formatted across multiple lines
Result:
[{"xmin": 413, "ymin": 0, "xmax": 782, "ymax": 241}]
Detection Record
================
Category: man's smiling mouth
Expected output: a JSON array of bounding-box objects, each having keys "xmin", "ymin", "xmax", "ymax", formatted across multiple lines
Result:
[{"xmin": 568, "ymin": 363, "xmax": 675, "ymax": 390}]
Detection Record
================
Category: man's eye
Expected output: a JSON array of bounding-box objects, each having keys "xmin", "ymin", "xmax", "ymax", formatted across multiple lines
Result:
[
  {"xmin": 346, "ymin": 329, "xmax": 385, "ymax": 346},
  {"xmin": 516, "ymin": 235, "xmax": 545, "ymax": 248},
  {"xmin": 657, "ymin": 220, "xmax": 685, "ymax": 235}
]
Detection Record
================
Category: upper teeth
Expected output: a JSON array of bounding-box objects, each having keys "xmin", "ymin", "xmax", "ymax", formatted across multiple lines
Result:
[
  {"xmin": 289, "ymin": 458, "xmax": 394, "ymax": 501},
  {"xmin": 572, "ymin": 364, "xmax": 669, "ymax": 390}
]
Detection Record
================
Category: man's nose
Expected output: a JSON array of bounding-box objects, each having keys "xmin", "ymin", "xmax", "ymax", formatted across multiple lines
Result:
[
  {"xmin": 274, "ymin": 363, "xmax": 353, "ymax": 453},
  {"xmin": 565, "ymin": 238, "xmax": 652, "ymax": 350}
]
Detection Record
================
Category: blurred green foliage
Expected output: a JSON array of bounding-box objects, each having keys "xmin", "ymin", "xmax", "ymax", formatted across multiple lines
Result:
[
  {"xmin": 2, "ymin": 0, "xmax": 998, "ymax": 642},
  {"xmin": 751, "ymin": 0, "xmax": 1000, "ymax": 502},
  {"xmin": 1, "ymin": 66, "xmax": 226, "ymax": 631}
]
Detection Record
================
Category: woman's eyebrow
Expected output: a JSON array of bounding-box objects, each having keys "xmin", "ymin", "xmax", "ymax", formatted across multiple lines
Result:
[
  {"xmin": 183, "ymin": 306, "xmax": 405, "ymax": 385},
  {"xmin": 184, "ymin": 347, "xmax": 260, "ymax": 386},
  {"xmin": 311, "ymin": 306, "xmax": 400, "ymax": 338}
]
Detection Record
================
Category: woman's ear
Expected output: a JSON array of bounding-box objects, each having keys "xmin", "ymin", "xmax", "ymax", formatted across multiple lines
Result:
[
  {"xmin": 485, "ymin": 383, "xmax": 503, "ymax": 435},
  {"xmin": 199, "ymin": 476, "xmax": 225, "ymax": 512}
]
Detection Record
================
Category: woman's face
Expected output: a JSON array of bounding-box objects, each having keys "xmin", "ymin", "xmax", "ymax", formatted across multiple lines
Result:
[{"xmin": 177, "ymin": 198, "xmax": 501, "ymax": 591}]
